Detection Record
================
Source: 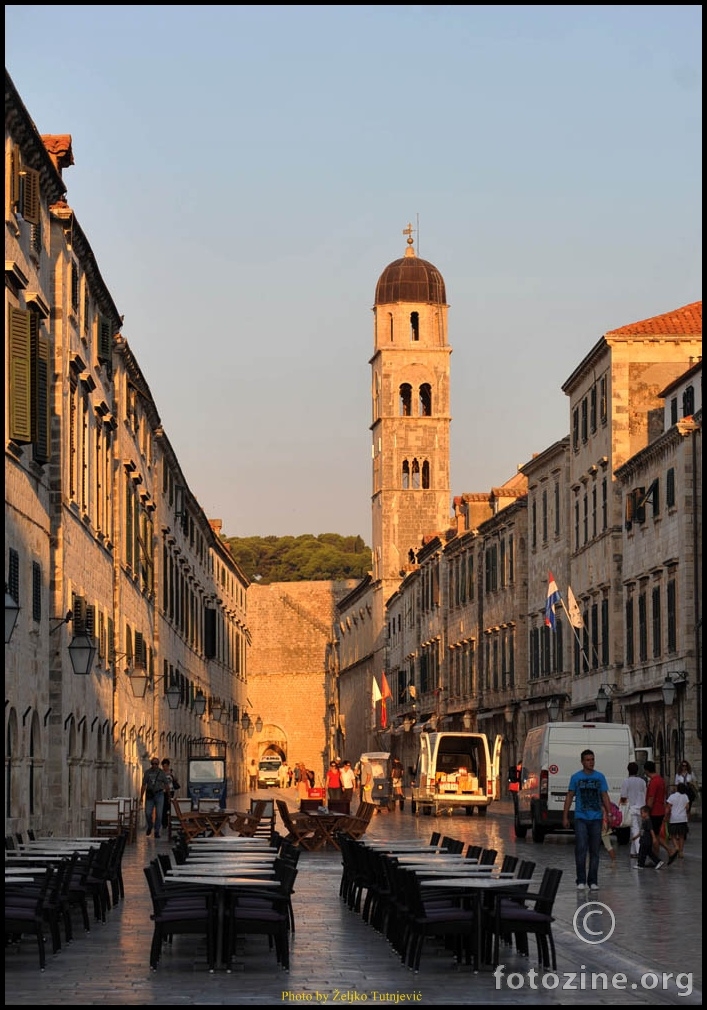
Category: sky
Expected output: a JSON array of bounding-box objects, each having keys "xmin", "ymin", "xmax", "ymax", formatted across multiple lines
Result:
[{"xmin": 6, "ymin": 5, "xmax": 701, "ymax": 541}]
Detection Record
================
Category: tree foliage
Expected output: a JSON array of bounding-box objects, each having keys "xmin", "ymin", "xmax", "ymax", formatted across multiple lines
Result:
[{"xmin": 223, "ymin": 533, "xmax": 372, "ymax": 584}]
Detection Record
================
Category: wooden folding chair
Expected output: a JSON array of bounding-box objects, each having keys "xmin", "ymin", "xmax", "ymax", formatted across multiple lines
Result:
[{"xmin": 171, "ymin": 796, "xmax": 209, "ymax": 841}]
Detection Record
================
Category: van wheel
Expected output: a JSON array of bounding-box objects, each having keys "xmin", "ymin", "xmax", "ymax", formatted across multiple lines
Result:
[
  {"xmin": 476, "ymin": 806, "xmax": 487, "ymax": 817},
  {"xmin": 531, "ymin": 815, "xmax": 546, "ymax": 843},
  {"xmin": 411, "ymin": 800, "xmax": 417, "ymax": 814},
  {"xmin": 514, "ymin": 819, "xmax": 528, "ymax": 839},
  {"xmin": 423, "ymin": 806, "xmax": 432, "ymax": 816},
  {"xmin": 465, "ymin": 806, "xmax": 474, "ymax": 816}
]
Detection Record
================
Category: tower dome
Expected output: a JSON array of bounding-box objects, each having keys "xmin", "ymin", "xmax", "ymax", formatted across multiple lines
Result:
[{"xmin": 375, "ymin": 232, "xmax": 446, "ymax": 305}]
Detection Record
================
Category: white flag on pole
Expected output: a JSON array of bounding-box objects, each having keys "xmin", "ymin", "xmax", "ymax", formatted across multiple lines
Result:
[{"xmin": 567, "ymin": 586, "xmax": 583, "ymax": 629}]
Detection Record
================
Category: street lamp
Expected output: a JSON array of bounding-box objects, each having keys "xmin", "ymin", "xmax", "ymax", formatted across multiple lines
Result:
[
  {"xmin": 547, "ymin": 696, "xmax": 561, "ymax": 722},
  {"xmin": 67, "ymin": 633, "xmax": 97, "ymax": 676},
  {"xmin": 254, "ymin": 715, "xmax": 263, "ymax": 734},
  {"xmin": 193, "ymin": 690, "xmax": 207, "ymax": 717},
  {"xmin": 211, "ymin": 700, "xmax": 223, "ymax": 722},
  {"xmin": 462, "ymin": 711, "xmax": 473, "ymax": 731},
  {"xmin": 595, "ymin": 684, "xmax": 617, "ymax": 721}
]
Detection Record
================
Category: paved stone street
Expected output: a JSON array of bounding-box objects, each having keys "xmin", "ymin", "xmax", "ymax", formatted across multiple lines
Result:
[{"xmin": 5, "ymin": 792, "xmax": 702, "ymax": 1005}]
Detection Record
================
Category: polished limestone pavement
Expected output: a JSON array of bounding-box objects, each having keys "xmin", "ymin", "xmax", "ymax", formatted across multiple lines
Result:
[{"xmin": 5, "ymin": 792, "xmax": 702, "ymax": 1005}]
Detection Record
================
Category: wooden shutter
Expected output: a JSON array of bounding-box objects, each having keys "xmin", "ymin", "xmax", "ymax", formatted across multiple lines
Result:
[
  {"xmin": 32, "ymin": 320, "xmax": 51, "ymax": 464},
  {"xmin": 9, "ymin": 306, "xmax": 32, "ymax": 442},
  {"xmin": 98, "ymin": 316, "xmax": 112, "ymax": 361},
  {"xmin": 20, "ymin": 168, "xmax": 40, "ymax": 225}
]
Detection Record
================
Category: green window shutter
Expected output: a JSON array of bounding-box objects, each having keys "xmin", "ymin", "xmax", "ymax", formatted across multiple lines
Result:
[
  {"xmin": 98, "ymin": 316, "xmax": 112, "ymax": 362},
  {"xmin": 9, "ymin": 306, "xmax": 32, "ymax": 442},
  {"xmin": 32, "ymin": 323, "xmax": 51, "ymax": 464},
  {"xmin": 20, "ymin": 167, "xmax": 40, "ymax": 225}
]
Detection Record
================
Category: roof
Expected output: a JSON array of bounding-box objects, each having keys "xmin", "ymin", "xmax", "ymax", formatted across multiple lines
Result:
[
  {"xmin": 375, "ymin": 237, "xmax": 446, "ymax": 305},
  {"xmin": 605, "ymin": 301, "xmax": 702, "ymax": 337}
]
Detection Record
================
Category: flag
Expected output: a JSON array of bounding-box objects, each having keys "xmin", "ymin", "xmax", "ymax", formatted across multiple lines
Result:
[
  {"xmin": 371, "ymin": 676, "xmax": 382, "ymax": 728},
  {"xmin": 380, "ymin": 673, "xmax": 392, "ymax": 728},
  {"xmin": 407, "ymin": 684, "xmax": 417, "ymax": 700},
  {"xmin": 567, "ymin": 586, "xmax": 583, "ymax": 629},
  {"xmin": 544, "ymin": 572, "xmax": 561, "ymax": 631}
]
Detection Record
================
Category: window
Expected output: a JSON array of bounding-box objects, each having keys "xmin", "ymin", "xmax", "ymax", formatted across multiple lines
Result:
[
  {"xmin": 411, "ymin": 458, "xmax": 420, "ymax": 489},
  {"xmin": 651, "ymin": 587, "xmax": 662, "ymax": 658},
  {"xmin": 682, "ymin": 385, "xmax": 695, "ymax": 417},
  {"xmin": 421, "ymin": 459, "xmax": 430, "ymax": 489},
  {"xmin": 531, "ymin": 500, "xmax": 537, "ymax": 550},
  {"xmin": 589, "ymin": 385, "xmax": 597, "ymax": 432},
  {"xmin": 399, "ymin": 384, "xmax": 412, "ymax": 416},
  {"xmin": 410, "ymin": 311, "xmax": 419, "ymax": 342},
  {"xmin": 572, "ymin": 408, "xmax": 579, "ymax": 451},
  {"xmin": 666, "ymin": 468, "xmax": 676, "ymax": 508},
  {"xmin": 591, "ymin": 602, "xmax": 599, "ymax": 668},
  {"xmin": 625, "ymin": 598, "xmax": 634, "ymax": 666},
  {"xmin": 581, "ymin": 398, "xmax": 588, "ymax": 443},
  {"xmin": 591, "ymin": 485, "xmax": 597, "ymax": 538},
  {"xmin": 638, "ymin": 592, "xmax": 648, "ymax": 663},
  {"xmin": 32, "ymin": 562, "xmax": 41, "ymax": 623},
  {"xmin": 583, "ymin": 493, "xmax": 588, "ymax": 544},
  {"xmin": 599, "ymin": 376, "xmax": 607, "ymax": 424},
  {"xmin": 554, "ymin": 482, "xmax": 561, "ymax": 536},
  {"xmin": 670, "ymin": 397, "xmax": 679, "ymax": 425},
  {"xmin": 667, "ymin": 580, "xmax": 677, "ymax": 653},
  {"xmin": 7, "ymin": 548, "xmax": 20, "ymax": 605},
  {"xmin": 574, "ymin": 500, "xmax": 580, "ymax": 551},
  {"xmin": 601, "ymin": 598, "xmax": 609, "ymax": 666},
  {"xmin": 601, "ymin": 478, "xmax": 608, "ymax": 531},
  {"xmin": 419, "ymin": 383, "xmax": 432, "ymax": 416},
  {"xmin": 541, "ymin": 490, "xmax": 548, "ymax": 543}
]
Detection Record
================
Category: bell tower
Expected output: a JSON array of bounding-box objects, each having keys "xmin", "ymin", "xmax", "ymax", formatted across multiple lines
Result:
[{"xmin": 370, "ymin": 226, "xmax": 451, "ymax": 595}]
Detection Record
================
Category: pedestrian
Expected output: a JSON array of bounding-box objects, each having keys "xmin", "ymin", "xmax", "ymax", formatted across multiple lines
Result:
[
  {"xmin": 141, "ymin": 756, "xmax": 169, "ymax": 839},
  {"xmin": 325, "ymin": 760, "xmax": 342, "ymax": 804},
  {"xmin": 160, "ymin": 758, "xmax": 180, "ymax": 832},
  {"xmin": 674, "ymin": 760, "xmax": 698, "ymax": 804},
  {"xmin": 636, "ymin": 805, "xmax": 664, "ymax": 869},
  {"xmin": 644, "ymin": 760, "xmax": 676, "ymax": 860},
  {"xmin": 391, "ymin": 758, "xmax": 405, "ymax": 811},
  {"xmin": 619, "ymin": 761, "xmax": 647, "ymax": 860},
  {"xmin": 248, "ymin": 759, "xmax": 258, "ymax": 791},
  {"xmin": 665, "ymin": 782, "xmax": 690, "ymax": 860},
  {"xmin": 278, "ymin": 760, "xmax": 290, "ymax": 789},
  {"xmin": 296, "ymin": 762, "xmax": 310, "ymax": 800},
  {"xmin": 562, "ymin": 748, "xmax": 613, "ymax": 891},
  {"xmin": 339, "ymin": 760, "xmax": 356, "ymax": 806}
]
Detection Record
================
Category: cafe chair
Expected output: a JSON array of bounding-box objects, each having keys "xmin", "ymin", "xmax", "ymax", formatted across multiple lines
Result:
[
  {"xmin": 479, "ymin": 847, "xmax": 498, "ymax": 865},
  {"xmin": 486, "ymin": 866, "xmax": 563, "ymax": 970},
  {"xmin": 395, "ymin": 867, "xmax": 476, "ymax": 972},
  {"xmin": 5, "ymin": 867, "xmax": 54, "ymax": 970},
  {"xmin": 429, "ymin": 832, "xmax": 441, "ymax": 847},
  {"xmin": 275, "ymin": 801, "xmax": 318, "ymax": 851},
  {"xmin": 225, "ymin": 886, "xmax": 291, "ymax": 971},
  {"xmin": 441, "ymin": 836, "xmax": 465, "ymax": 855},
  {"xmin": 143, "ymin": 862, "xmax": 216, "ymax": 972},
  {"xmin": 465, "ymin": 844, "xmax": 482, "ymax": 860}
]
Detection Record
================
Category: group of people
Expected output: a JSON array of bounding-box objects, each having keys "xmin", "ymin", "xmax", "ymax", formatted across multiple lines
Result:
[
  {"xmin": 564, "ymin": 750, "xmax": 696, "ymax": 890},
  {"xmin": 141, "ymin": 757, "xmax": 180, "ymax": 838},
  {"xmin": 325, "ymin": 759, "xmax": 358, "ymax": 804}
]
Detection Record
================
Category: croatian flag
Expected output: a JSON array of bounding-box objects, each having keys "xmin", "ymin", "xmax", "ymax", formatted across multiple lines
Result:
[{"xmin": 545, "ymin": 572, "xmax": 561, "ymax": 631}]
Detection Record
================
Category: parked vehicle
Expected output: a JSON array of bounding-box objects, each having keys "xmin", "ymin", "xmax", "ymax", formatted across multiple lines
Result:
[
  {"xmin": 187, "ymin": 738, "xmax": 227, "ymax": 809},
  {"xmin": 514, "ymin": 721, "xmax": 651, "ymax": 843},
  {"xmin": 258, "ymin": 756, "xmax": 282, "ymax": 789},
  {"xmin": 410, "ymin": 732, "xmax": 502, "ymax": 816}
]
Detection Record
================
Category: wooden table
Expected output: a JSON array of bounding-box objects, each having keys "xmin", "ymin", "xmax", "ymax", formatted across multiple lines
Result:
[{"xmin": 299, "ymin": 811, "xmax": 349, "ymax": 850}]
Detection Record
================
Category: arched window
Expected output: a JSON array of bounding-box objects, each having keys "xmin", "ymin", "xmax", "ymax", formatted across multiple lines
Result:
[
  {"xmin": 410, "ymin": 311, "xmax": 419, "ymax": 341},
  {"xmin": 411, "ymin": 459, "xmax": 421, "ymax": 489},
  {"xmin": 422, "ymin": 460, "xmax": 430, "ymax": 489},
  {"xmin": 402, "ymin": 460, "xmax": 410, "ymax": 489},
  {"xmin": 419, "ymin": 383, "xmax": 432, "ymax": 416},
  {"xmin": 399, "ymin": 384, "xmax": 412, "ymax": 416}
]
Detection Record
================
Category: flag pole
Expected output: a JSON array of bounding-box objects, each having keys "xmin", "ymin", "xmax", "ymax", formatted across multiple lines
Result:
[{"xmin": 559, "ymin": 596, "xmax": 593, "ymax": 671}]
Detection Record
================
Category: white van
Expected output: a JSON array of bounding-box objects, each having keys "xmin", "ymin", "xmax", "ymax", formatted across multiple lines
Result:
[
  {"xmin": 257, "ymin": 756, "xmax": 282, "ymax": 789},
  {"xmin": 515, "ymin": 722, "xmax": 647, "ymax": 843},
  {"xmin": 411, "ymin": 731, "xmax": 502, "ymax": 817}
]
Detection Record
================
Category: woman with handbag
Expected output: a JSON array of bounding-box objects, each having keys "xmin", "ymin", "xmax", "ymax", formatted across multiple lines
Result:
[{"xmin": 619, "ymin": 761, "xmax": 646, "ymax": 860}]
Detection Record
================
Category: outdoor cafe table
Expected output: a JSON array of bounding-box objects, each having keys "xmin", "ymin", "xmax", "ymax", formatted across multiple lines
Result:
[
  {"xmin": 165, "ymin": 874, "xmax": 281, "ymax": 968},
  {"xmin": 419, "ymin": 876, "xmax": 527, "ymax": 971},
  {"xmin": 299, "ymin": 811, "xmax": 349, "ymax": 850}
]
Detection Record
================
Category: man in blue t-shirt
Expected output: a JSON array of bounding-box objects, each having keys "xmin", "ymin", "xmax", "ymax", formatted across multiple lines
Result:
[{"xmin": 563, "ymin": 749, "xmax": 612, "ymax": 890}]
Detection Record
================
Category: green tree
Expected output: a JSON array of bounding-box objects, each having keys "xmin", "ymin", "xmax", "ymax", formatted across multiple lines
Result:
[{"xmin": 223, "ymin": 533, "xmax": 372, "ymax": 584}]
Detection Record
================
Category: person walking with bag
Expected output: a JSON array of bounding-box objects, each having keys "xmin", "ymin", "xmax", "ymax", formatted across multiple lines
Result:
[
  {"xmin": 620, "ymin": 761, "xmax": 646, "ymax": 861},
  {"xmin": 160, "ymin": 758, "xmax": 180, "ymax": 832},
  {"xmin": 141, "ymin": 756, "xmax": 169, "ymax": 839}
]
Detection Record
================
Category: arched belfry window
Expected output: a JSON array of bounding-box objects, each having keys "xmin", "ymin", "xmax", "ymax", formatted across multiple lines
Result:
[
  {"xmin": 410, "ymin": 311, "xmax": 419, "ymax": 341},
  {"xmin": 422, "ymin": 460, "xmax": 430, "ymax": 489},
  {"xmin": 412, "ymin": 458, "xmax": 421, "ymax": 489},
  {"xmin": 399, "ymin": 384, "xmax": 412, "ymax": 416},
  {"xmin": 402, "ymin": 460, "xmax": 410, "ymax": 489},
  {"xmin": 419, "ymin": 383, "xmax": 432, "ymax": 416}
]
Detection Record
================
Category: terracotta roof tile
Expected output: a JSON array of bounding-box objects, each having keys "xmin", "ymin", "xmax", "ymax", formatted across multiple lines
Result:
[{"xmin": 606, "ymin": 301, "xmax": 701, "ymax": 337}]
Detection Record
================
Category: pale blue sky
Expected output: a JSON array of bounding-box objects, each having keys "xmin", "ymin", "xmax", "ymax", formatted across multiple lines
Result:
[{"xmin": 6, "ymin": 5, "xmax": 701, "ymax": 540}]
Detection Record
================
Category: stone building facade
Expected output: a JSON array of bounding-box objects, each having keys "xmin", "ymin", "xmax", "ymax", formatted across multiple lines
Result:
[
  {"xmin": 5, "ymin": 70, "xmax": 249, "ymax": 836},
  {"xmin": 334, "ymin": 230, "xmax": 701, "ymax": 790}
]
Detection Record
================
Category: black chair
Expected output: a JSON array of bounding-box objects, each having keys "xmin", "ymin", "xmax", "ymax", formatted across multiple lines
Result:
[
  {"xmin": 465, "ymin": 844, "xmax": 482, "ymax": 861},
  {"xmin": 429, "ymin": 832, "xmax": 441, "ymax": 847},
  {"xmin": 487, "ymin": 867, "xmax": 563, "ymax": 969},
  {"xmin": 441, "ymin": 836, "xmax": 465, "ymax": 854},
  {"xmin": 225, "ymin": 883, "xmax": 291, "ymax": 971},
  {"xmin": 479, "ymin": 847, "xmax": 497, "ymax": 865},
  {"xmin": 5, "ymin": 867, "xmax": 54, "ymax": 971},
  {"xmin": 395, "ymin": 868, "xmax": 476, "ymax": 972},
  {"xmin": 143, "ymin": 862, "xmax": 216, "ymax": 971},
  {"xmin": 498, "ymin": 854, "xmax": 519, "ymax": 876}
]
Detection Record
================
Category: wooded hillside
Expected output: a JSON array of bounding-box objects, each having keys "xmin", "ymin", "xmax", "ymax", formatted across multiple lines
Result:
[{"xmin": 223, "ymin": 533, "xmax": 372, "ymax": 584}]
